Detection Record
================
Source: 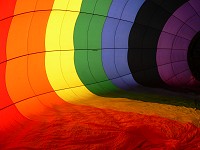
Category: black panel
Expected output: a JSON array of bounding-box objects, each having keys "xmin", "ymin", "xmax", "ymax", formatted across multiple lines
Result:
[
  {"xmin": 129, "ymin": 49, "xmax": 142, "ymax": 73},
  {"xmin": 142, "ymin": 48, "xmax": 156, "ymax": 69},
  {"xmin": 129, "ymin": 24, "xmax": 146, "ymax": 48},
  {"xmin": 134, "ymin": 1, "xmax": 157, "ymax": 27},
  {"xmin": 156, "ymin": 0, "xmax": 187, "ymax": 13},
  {"xmin": 142, "ymin": 28, "xmax": 161, "ymax": 49},
  {"xmin": 148, "ymin": 7, "xmax": 170, "ymax": 29},
  {"xmin": 128, "ymin": 0, "xmax": 188, "ymax": 87},
  {"xmin": 188, "ymin": 32, "xmax": 200, "ymax": 81}
]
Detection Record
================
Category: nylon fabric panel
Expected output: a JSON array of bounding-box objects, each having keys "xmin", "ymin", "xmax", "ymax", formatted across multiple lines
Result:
[
  {"xmin": 45, "ymin": 0, "xmax": 80, "ymax": 102},
  {"xmin": 27, "ymin": 0, "xmax": 65, "ymax": 108},
  {"xmin": 74, "ymin": 0, "xmax": 119, "ymax": 96},
  {"xmin": 156, "ymin": 0, "xmax": 200, "ymax": 87},
  {"xmin": 0, "ymin": 0, "xmax": 30, "ymax": 130},
  {"xmin": 6, "ymin": 0, "xmax": 48, "ymax": 119},
  {"xmin": 128, "ymin": 0, "xmax": 188, "ymax": 87},
  {"xmin": 59, "ymin": 0, "xmax": 96, "ymax": 100},
  {"xmin": 102, "ymin": 0, "xmax": 135, "ymax": 90},
  {"xmin": 102, "ymin": 0, "xmax": 145, "ymax": 90}
]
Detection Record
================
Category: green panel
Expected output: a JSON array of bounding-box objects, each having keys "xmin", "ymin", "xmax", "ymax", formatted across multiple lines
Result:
[
  {"xmin": 74, "ymin": 13, "xmax": 105, "ymax": 94},
  {"xmin": 74, "ymin": 13, "xmax": 90, "ymax": 50},
  {"xmin": 88, "ymin": 16, "xmax": 118, "ymax": 92},
  {"xmin": 88, "ymin": 16, "xmax": 104, "ymax": 49},
  {"xmin": 80, "ymin": 0, "xmax": 97, "ymax": 13},
  {"xmin": 94, "ymin": 0, "xmax": 113, "ymax": 16},
  {"xmin": 74, "ymin": 0, "xmax": 119, "ymax": 96},
  {"xmin": 75, "ymin": 50, "xmax": 95, "ymax": 84}
]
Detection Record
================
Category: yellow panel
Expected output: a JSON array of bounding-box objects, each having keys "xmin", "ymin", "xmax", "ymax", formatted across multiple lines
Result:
[
  {"xmin": 45, "ymin": 0, "xmax": 78, "ymax": 101},
  {"xmin": 52, "ymin": 0, "xmax": 69, "ymax": 10},
  {"xmin": 46, "ymin": 0, "xmax": 116, "ymax": 102},
  {"xmin": 67, "ymin": 0, "xmax": 82, "ymax": 11},
  {"xmin": 59, "ymin": 1, "xmax": 95, "ymax": 99}
]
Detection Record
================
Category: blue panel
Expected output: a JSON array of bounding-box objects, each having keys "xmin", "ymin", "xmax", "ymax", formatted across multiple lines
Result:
[{"xmin": 102, "ymin": 0, "xmax": 145, "ymax": 89}]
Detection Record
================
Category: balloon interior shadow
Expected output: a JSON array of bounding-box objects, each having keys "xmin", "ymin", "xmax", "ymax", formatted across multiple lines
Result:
[{"xmin": 102, "ymin": 86, "xmax": 200, "ymax": 110}]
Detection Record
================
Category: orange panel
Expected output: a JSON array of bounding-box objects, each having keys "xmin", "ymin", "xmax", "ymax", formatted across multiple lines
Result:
[
  {"xmin": 0, "ymin": 0, "xmax": 31, "ymax": 130},
  {"xmin": 5, "ymin": 1, "xmax": 48, "ymax": 118},
  {"xmin": 14, "ymin": 0, "xmax": 37, "ymax": 15},
  {"xmin": 28, "ymin": 5, "xmax": 65, "ymax": 107}
]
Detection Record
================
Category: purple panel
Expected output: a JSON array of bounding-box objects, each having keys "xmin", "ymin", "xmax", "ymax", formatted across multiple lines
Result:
[
  {"xmin": 167, "ymin": 77, "xmax": 178, "ymax": 86},
  {"xmin": 186, "ymin": 15, "xmax": 200, "ymax": 32},
  {"xmin": 157, "ymin": 32, "xmax": 175, "ymax": 48},
  {"xmin": 158, "ymin": 64, "xmax": 174, "ymax": 81},
  {"xmin": 188, "ymin": 78, "xmax": 200, "ymax": 86},
  {"xmin": 172, "ymin": 61, "xmax": 189, "ymax": 75},
  {"xmin": 189, "ymin": 0, "xmax": 200, "ymax": 15},
  {"xmin": 175, "ymin": 70, "xmax": 191, "ymax": 85},
  {"xmin": 163, "ymin": 16, "xmax": 183, "ymax": 34},
  {"xmin": 173, "ymin": 3, "xmax": 196, "ymax": 22},
  {"xmin": 172, "ymin": 37, "xmax": 190, "ymax": 50},
  {"xmin": 171, "ymin": 50, "xmax": 187, "ymax": 62},
  {"xmin": 177, "ymin": 24, "xmax": 196, "ymax": 40},
  {"xmin": 157, "ymin": 49, "xmax": 171, "ymax": 65},
  {"xmin": 157, "ymin": 0, "xmax": 200, "ymax": 87}
]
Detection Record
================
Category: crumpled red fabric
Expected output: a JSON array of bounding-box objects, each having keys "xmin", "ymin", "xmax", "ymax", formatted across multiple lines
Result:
[{"xmin": 1, "ymin": 103, "xmax": 200, "ymax": 150}]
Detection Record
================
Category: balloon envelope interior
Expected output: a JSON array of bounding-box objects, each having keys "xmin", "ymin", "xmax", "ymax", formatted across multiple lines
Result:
[{"xmin": 0, "ymin": 0, "xmax": 200, "ymax": 149}]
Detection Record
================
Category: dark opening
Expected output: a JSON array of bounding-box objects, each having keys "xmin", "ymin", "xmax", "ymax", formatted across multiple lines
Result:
[{"xmin": 188, "ymin": 32, "xmax": 200, "ymax": 81}]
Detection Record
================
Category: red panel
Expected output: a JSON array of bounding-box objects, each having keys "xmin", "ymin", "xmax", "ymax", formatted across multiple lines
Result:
[{"xmin": 0, "ymin": 0, "xmax": 30, "ymax": 131}]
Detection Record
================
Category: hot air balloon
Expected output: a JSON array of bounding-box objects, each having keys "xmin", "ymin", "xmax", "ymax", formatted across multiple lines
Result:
[{"xmin": 0, "ymin": 0, "xmax": 200, "ymax": 149}]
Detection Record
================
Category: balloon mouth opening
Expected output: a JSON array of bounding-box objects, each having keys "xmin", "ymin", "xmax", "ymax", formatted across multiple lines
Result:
[{"xmin": 188, "ymin": 31, "xmax": 200, "ymax": 81}]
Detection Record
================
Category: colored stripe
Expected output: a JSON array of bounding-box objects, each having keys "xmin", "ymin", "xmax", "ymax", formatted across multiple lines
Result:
[
  {"xmin": 58, "ymin": 0, "xmax": 100, "ymax": 100},
  {"xmin": 5, "ymin": 0, "xmax": 54, "ymax": 119},
  {"xmin": 27, "ymin": 0, "xmax": 65, "ymax": 108},
  {"xmin": 45, "ymin": 0, "xmax": 121, "ymax": 101},
  {"xmin": 102, "ymin": 0, "xmax": 144, "ymax": 90},
  {"xmin": 74, "ymin": 0, "xmax": 119, "ymax": 96},
  {"xmin": 45, "ymin": 0, "xmax": 81, "ymax": 101},
  {"xmin": 0, "ymin": 0, "xmax": 29, "ymax": 130},
  {"xmin": 46, "ymin": 0, "xmax": 105, "ymax": 101},
  {"xmin": 114, "ymin": 0, "xmax": 145, "ymax": 88},
  {"xmin": 128, "ymin": 0, "xmax": 188, "ymax": 87},
  {"xmin": 157, "ymin": 0, "xmax": 200, "ymax": 87}
]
